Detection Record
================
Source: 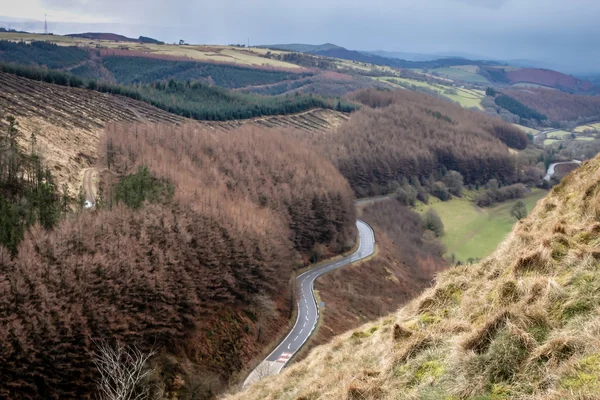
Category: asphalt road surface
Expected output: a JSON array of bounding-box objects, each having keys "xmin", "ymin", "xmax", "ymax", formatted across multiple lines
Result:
[
  {"xmin": 544, "ymin": 160, "xmax": 582, "ymax": 181},
  {"xmin": 244, "ymin": 220, "xmax": 375, "ymax": 386}
]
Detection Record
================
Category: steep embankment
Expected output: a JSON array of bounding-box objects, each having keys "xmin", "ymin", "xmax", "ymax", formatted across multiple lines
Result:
[
  {"xmin": 0, "ymin": 71, "xmax": 348, "ymax": 193},
  {"xmin": 228, "ymin": 154, "xmax": 600, "ymax": 399}
]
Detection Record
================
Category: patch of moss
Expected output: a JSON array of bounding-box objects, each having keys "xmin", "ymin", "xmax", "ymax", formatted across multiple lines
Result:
[
  {"xmin": 560, "ymin": 354, "xmax": 600, "ymax": 391},
  {"xmin": 411, "ymin": 360, "xmax": 445, "ymax": 386},
  {"xmin": 369, "ymin": 326, "xmax": 379, "ymax": 334},
  {"xmin": 351, "ymin": 330, "xmax": 370, "ymax": 339},
  {"xmin": 419, "ymin": 312, "xmax": 442, "ymax": 326}
]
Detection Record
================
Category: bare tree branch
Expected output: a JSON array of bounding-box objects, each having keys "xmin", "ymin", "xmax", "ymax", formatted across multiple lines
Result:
[{"xmin": 92, "ymin": 339, "xmax": 157, "ymax": 400}]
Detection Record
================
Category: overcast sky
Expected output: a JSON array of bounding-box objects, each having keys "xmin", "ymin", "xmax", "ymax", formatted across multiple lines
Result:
[{"xmin": 2, "ymin": 0, "xmax": 599, "ymax": 73}]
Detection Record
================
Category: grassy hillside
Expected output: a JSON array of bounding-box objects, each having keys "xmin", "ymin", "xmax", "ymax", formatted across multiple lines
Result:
[
  {"xmin": 376, "ymin": 76, "xmax": 485, "ymax": 109},
  {"xmin": 431, "ymin": 67, "xmax": 489, "ymax": 84},
  {"xmin": 228, "ymin": 152, "xmax": 600, "ymax": 400}
]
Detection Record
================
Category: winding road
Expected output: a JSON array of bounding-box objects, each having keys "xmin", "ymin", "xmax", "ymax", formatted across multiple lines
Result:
[
  {"xmin": 244, "ymin": 220, "xmax": 375, "ymax": 386},
  {"xmin": 544, "ymin": 160, "xmax": 582, "ymax": 181},
  {"xmin": 80, "ymin": 168, "xmax": 376, "ymax": 385}
]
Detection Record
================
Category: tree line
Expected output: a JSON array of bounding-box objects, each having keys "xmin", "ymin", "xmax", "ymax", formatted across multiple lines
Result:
[
  {"xmin": 494, "ymin": 93, "xmax": 548, "ymax": 122},
  {"xmin": 0, "ymin": 40, "xmax": 89, "ymax": 69},
  {"xmin": 0, "ymin": 115, "xmax": 64, "ymax": 254}
]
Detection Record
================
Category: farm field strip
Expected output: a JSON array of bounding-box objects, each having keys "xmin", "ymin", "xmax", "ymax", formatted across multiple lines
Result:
[
  {"xmin": 430, "ymin": 67, "xmax": 489, "ymax": 83},
  {"xmin": 375, "ymin": 76, "xmax": 484, "ymax": 109},
  {"xmin": 547, "ymin": 130, "xmax": 573, "ymax": 139}
]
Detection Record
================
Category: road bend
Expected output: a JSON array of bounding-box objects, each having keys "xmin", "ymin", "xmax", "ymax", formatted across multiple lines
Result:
[{"xmin": 244, "ymin": 220, "xmax": 375, "ymax": 386}]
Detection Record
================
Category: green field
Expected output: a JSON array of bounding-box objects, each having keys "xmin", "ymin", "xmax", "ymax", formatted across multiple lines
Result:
[
  {"xmin": 576, "ymin": 136, "xmax": 596, "ymax": 141},
  {"xmin": 512, "ymin": 124, "xmax": 539, "ymax": 136},
  {"xmin": 376, "ymin": 76, "xmax": 484, "ymax": 109},
  {"xmin": 544, "ymin": 138, "xmax": 561, "ymax": 146},
  {"xmin": 574, "ymin": 123, "xmax": 600, "ymax": 133},
  {"xmin": 430, "ymin": 67, "xmax": 489, "ymax": 83},
  {"xmin": 547, "ymin": 130, "xmax": 573, "ymax": 139},
  {"xmin": 416, "ymin": 189, "xmax": 548, "ymax": 263}
]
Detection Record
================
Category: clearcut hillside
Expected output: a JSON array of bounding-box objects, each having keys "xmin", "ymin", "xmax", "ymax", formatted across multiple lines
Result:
[{"xmin": 227, "ymin": 153, "xmax": 600, "ymax": 399}]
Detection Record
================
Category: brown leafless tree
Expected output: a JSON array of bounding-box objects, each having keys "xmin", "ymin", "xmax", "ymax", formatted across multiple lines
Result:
[{"xmin": 92, "ymin": 340, "xmax": 157, "ymax": 400}]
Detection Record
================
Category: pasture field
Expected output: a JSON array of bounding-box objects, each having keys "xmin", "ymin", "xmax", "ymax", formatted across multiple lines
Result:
[
  {"xmin": 512, "ymin": 124, "xmax": 539, "ymax": 135},
  {"xmin": 547, "ymin": 130, "xmax": 573, "ymax": 139},
  {"xmin": 511, "ymin": 82, "xmax": 557, "ymax": 90},
  {"xmin": 576, "ymin": 136, "xmax": 596, "ymax": 141},
  {"xmin": 431, "ymin": 67, "xmax": 489, "ymax": 83},
  {"xmin": 544, "ymin": 138, "xmax": 562, "ymax": 146},
  {"xmin": 575, "ymin": 122, "xmax": 600, "ymax": 133},
  {"xmin": 376, "ymin": 76, "xmax": 485, "ymax": 109},
  {"xmin": 450, "ymin": 65, "xmax": 479, "ymax": 73},
  {"xmin": 0, "ymin": 32, "xmax": 302, "ymax": 69},
  {"xmin": 416, "ymin": 189, "xmax": 548, "ymax": 262}
]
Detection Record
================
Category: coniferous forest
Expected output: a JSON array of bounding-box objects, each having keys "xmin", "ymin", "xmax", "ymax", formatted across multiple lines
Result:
[
  {"xmin": 0, "ymin": 123, "xmax": 356, "ymax": 398},
  {"xmin": 288, "ymin": 89, "xmax": 528, "ymax": 197}
]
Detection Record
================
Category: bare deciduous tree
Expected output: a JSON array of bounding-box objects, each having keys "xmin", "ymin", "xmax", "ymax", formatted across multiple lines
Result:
[{"xmin": 93, "ymin": 340, "xmax": 156, "ymax": 400}]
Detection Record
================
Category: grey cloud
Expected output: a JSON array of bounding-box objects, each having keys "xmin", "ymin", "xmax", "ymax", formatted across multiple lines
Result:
[{"xmin": 21, "ymin": 0, "xmax": 600, "ymax": 73}]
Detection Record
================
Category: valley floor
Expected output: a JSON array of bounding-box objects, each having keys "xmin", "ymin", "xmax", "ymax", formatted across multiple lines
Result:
[{"xmin": 416, "ymin": 189, "xmax": 548, "ymax": 263}]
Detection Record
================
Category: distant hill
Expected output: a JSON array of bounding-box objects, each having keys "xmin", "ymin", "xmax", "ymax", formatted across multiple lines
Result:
[
  {"xmin": 362, "ymin": 50, "xmax": 442, "ymax": 62},
  {"xmin": 507, "ymin": 68, "xmax": 596, "ymax": 93},
  {"xmin": 66, "ymin": 32, "xmax": 163, "ymax": 44},
  {"xmin": 262, "ymin": 43, "xmax": 500, "ymax": 70},
  {"xmin": 483, "ymin": 66, "xmax": 598, "ymax": 93},
  {"xmin": 265, "ymin": 43, "xmax": 344, "ymax": 53},
  {"xmin": 66, "ymin": 32, "xmax": 135, "ymax": 41}
]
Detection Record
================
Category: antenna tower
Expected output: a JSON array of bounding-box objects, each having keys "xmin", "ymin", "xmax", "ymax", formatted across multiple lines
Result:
[{"xmin": 44, "ymin": 14, "xmax": 48, "ymax": 34}]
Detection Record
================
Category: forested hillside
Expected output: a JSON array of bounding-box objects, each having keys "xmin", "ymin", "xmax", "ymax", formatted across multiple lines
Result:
[
  {"xmin": 0, "ymin": 40, "xmax": 88, "ymax": 69},
  {"xmin": 0, "ymin": 124, "xmax": 356, "ymax": 399},
  {"xmin": 94, "ymin": 56, "xmax": 312, "ymax": 88},
  {"xmin": 505, "ymin": 88, "xmax": 600, "ymax": 122},
  {"xmin": 293, "ymin": 89, "xmax": 527, "ymax": 197},
  {"xmin": 1, "ymin": 62, "xmax": 355, "ymax": 121}
]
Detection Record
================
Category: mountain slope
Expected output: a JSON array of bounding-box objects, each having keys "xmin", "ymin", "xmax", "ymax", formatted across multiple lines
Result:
[
  {"xmin": 0, "ymin": 71, "xmax": 348, "ymax": 194},
  {"xmin": 227, "ymin": 155, "xmax": 600, "ymax": 399}
]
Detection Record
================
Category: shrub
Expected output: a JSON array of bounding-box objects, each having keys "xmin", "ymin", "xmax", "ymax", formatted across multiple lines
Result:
[{"xmin": 423, "ymin": 208, "xmax": 444, "ymax": 237}]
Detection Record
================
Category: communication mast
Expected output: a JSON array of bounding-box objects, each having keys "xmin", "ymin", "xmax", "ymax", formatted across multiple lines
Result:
[{"xmin": 44, "ymin": 14, "xmax": 48, "ymax": 34}]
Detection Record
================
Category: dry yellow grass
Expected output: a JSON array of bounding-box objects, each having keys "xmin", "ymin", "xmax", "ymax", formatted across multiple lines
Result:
[{"xmin": 225, "ymin": 155, "xmax": 600, "ymax": 399}]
